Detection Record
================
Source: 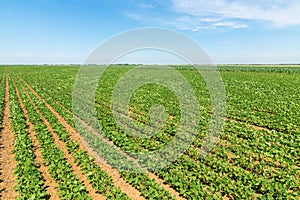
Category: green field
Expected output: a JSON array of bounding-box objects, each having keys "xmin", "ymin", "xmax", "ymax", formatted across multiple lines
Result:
[{"xmin": 0, "ymin": 65, "xmax": 299, "ymax": 199}]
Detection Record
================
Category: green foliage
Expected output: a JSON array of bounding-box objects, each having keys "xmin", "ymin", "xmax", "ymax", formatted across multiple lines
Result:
[
  {"xmin": 6, "ymin": 65, "xmax": 300, "ymax": 199},
  {"xmin": 8, "ymin": 78, "xmax": 48, "ymax": 199},
  {"xmin": 15, "ymin": 82, "xmax": 91, "ymax": 200}
]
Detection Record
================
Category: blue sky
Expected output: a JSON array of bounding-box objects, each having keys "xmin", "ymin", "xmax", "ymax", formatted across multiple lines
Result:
[{"xmin": 0, "ymin": 0, "xmax": 299, "ymax": 64}]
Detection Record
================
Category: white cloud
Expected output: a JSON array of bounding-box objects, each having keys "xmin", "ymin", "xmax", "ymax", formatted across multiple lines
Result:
[
  {"xmin": 190, "ymin": 21, "xmax": 247, "ymax": 32},
  {"xmin": 124, "ymin": 0, "xmax": 300, "ymax": 31},
  {"xmin": 213, "ymin": 21, "xmax": 247, "ymax": 28},
  {"xmin": 172, "ymin": 0, "xmax": 300, "ymax": 28},
  {"xmin": 139, "ymin": 2, "xmax": 154, "ymax": 9},
  {"xmin": 125, "ymin": 12, "xmax": 141, "ymax": 20},
  {"xmin": 165, "ymin": 15, "xmax": 248, "ymax": 31}
]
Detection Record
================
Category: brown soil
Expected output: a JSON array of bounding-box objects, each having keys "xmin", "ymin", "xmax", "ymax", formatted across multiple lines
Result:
[
  {"xmin": 23, "ymin": 81, "xmax": 145, "ymax": 200},
  {"xmin": 222, "ymin": 195, "xmax": 231, "ymax": 200},
  {"xmin": 0, "ymin": 77, "xmax": 17, "ymax": 199},
  {"xmin": 19, "ymin": 86, "xmax": 105, "ymax": 200},
  {"xmin": 148, "ymin": 172, "xmax": 185, "ymax": 200},
  {"xmin": 225, "ymin": 117, "xmax": 269, "ymax": 131},
  {"xmin": 247, "ymin": 124, "xmax": 269, "ymax": 131}
]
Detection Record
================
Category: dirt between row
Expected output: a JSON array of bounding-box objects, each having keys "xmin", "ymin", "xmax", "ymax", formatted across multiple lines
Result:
[{"xmin": 0, "ymin": 77, "xmax": 17, "ymax": 199}]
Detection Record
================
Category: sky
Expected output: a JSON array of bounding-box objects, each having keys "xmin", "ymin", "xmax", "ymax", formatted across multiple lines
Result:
[{"xmin": 0, "ymin": 0, "xmax": 299, "ymax": 64}]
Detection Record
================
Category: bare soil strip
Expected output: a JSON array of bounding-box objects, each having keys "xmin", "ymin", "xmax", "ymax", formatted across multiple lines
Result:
[
  {"xmin": 23, "ymin": 81, "xmax": 145, "ymax": 200},
  {"xmin": 147, "ymin": 173, "xmax": 185, "ymax": 200},
  {"xmin": 19, "ymin": 86, "xmax": 104, "ymax": 200},
  {"xmin": 0, "ymin": 76, "xmax": 17, "ymax": 199},
  {"xmin": 225, "ymin": 117, "xmax": 269, "ymax": 131},
  {"xmin": 12, "ymin": 82, "xmax": 60, "ymax": 199}
]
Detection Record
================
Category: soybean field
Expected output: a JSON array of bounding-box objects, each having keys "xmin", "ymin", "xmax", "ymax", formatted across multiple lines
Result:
[{"xmin": 0, "ymin": 65, "xmax": 299, "ymax": 200}]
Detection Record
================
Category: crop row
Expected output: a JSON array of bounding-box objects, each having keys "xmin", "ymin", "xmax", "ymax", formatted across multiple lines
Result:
[
  {"xmin": 18, "ymin": 78, "xmax": 176, "ymax": 199},
  {"xmin": 13, "ymin": 81, "xmax": 93, "ymax": 199},
  {"xmin": 19, "ymin": 67, "xmax": 299, "ymax": 155},
  {"xmin": 224, "ymin": 72, "xmax": 300, "ymax": 134},
  {"xmin": 17, "ymin": 70, "xmax": 300, "ymax": 197},
  {"xmin": 13, "ymin": 66, "xmax": 300, "ymax": 198},
  {"xmin": 27, "ymin": 78, "xmax": 300, "ymax": 170},
  {"xmin": 16, "ymin": 77, "xmax": 293, "ymax": 199},
  {"xmin": 16, "ymin": 66, "xmax": 300, "ymax": 137},
  {"xmin": 20, "ymin": 81, "xmax": 130, "ymax": 199},
  {"xmin": 8, "ymin": 79, "xmax": 48, "ymax": 199}
]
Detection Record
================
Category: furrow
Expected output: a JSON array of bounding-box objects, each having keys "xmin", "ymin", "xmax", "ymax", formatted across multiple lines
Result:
[{"xmin": 0, "ymin": 76, "xmax": 17, "ymax": 199}]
